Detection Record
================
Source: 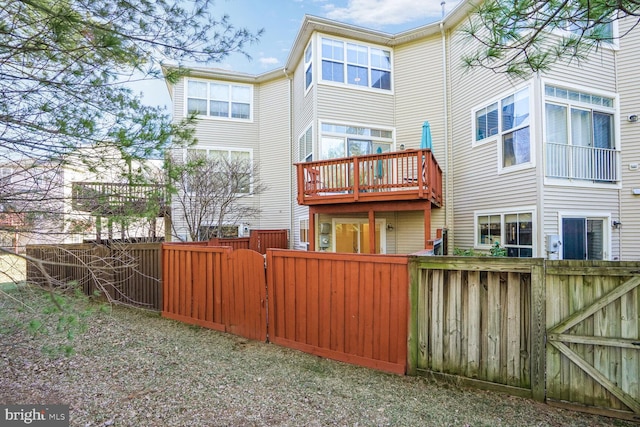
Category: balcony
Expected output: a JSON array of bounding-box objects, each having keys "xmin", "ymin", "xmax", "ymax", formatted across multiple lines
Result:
[
  {"xmin": 72, "ymin": 182, "xmax": 167, "ymax": 216},
  {"xmin": 296, "ymin": 149, "xmax": 443, "ymax": 207},
  {"xmin": 546, "ymin": 143, "xmax": 619, "ymax": 182}
]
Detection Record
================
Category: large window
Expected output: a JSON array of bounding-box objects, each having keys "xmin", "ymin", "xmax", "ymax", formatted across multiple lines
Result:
[
  {"xmin": 185, "ymin": 147, "xmax": 253, "ymax": 194},
  {"xmin": 476, "ymin": 209, "xmax": 534, "ymax": 257},
  {"xmin": 186, "ymin": 79, "xmax": 252, "ymax": 120},
  {"xmin": 545, "ymin": 84, "xmax": 617, "ymax": 182},
  {"xmin": 474, "ymin": 87, "xmax": 531, "ymax": 169},
  {"xmin": 320, "ymin": 123, "xmax": 393, "ymax": 160},
  {"xmin": 321, "ymin": 37, "xmax": 391, "ymax": 91}
]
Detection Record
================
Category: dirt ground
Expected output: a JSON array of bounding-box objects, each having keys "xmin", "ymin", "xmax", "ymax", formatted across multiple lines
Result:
[{"xmin": 0, "ymin": 285, "xmax": 635, "ymax": 427}]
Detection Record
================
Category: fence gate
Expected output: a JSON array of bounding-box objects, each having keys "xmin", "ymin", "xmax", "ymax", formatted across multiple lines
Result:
[
  {"xmin": 226, "ymin": 249, "xmax": 267, "ymax": 342},
  {"xmin": 162, "ymin": 246, "xmax": 266, "ymax": 342},
  {"xmin": 545, "ymin": 262, "xmax": 640, "ymax": 421}
]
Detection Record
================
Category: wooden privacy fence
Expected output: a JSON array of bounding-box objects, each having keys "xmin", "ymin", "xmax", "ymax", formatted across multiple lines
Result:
[
  {"xmin": 267, "ymin": 250, "xmax": 409, "ymax": 374},
  {"xmin": 26, "ymin": 243, "xmax": 162, "ymax": 310},
  {"xmin": 408, "ymin": 256, "xmax": 640, "ymax": 422},
  {"xmin": 162, "ymin": 244, "xmax": 266, "ymax": 341}
]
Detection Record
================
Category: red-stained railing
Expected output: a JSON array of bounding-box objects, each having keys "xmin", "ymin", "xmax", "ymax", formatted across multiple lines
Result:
[{"xmin": 295, "ymin": 149, "xmax": 442, "ymax": 207}]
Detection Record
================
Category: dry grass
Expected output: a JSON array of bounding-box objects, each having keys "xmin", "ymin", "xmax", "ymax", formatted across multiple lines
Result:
[{"xmin": 0, "ymin": 284, "xmax": 634, "ymax": 427}]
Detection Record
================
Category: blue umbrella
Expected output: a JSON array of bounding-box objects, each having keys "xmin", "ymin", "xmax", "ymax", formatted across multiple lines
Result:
[
  {"xmin": 376, "ymin": 146, "xmax": 383, "ymax": 179},
  {"xmin": 421, "ymin": 121, "xmax": 432, "ymax": 149}
]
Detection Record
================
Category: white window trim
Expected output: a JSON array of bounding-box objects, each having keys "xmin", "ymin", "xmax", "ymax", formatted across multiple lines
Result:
[
  {"xmin": 471, "ymin": 83, "xmax": 536, "ymax": 173},
  {"xmin": 304, "ymin": 40, "xmax": 314, "ymax": 95},
  {"xmin": 184, "ymin": 146, "xmax": 255, "ymax": 196},
  {"xmin": 473, "ymin": 206, "xmax": 537, "ymax": 255},
  {"xmin": 541, "ymin": 77, "xmax": 621, "ymax": 188},
  {"xmin": 298, "ymin": 124, "xmax": 313, "ymax": 163},
  {"xmin": 315, "ymin": 33, "xmax": 394, "ymax": 95},
  {"xmin": 557, "ymin": 211, "xmax": 612, "ymax": 260},
  {"xmin": 184, "ymin": 77, "xmax": 254, "ymax": 122},
  {"xmin": 331, "ymin": 217, "xmax": 387, "ymax": 254},
  {"xmin": 318, "ymin": 119, "xmax": 395, "ymax": 160}
]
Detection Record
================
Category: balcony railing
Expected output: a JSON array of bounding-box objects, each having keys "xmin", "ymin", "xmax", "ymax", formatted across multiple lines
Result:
[
  {"xmin": 296, "ymin": 149, "xmax": 443, "ymax": 207},
  {"xmin": 72, "ymin": 182, "xmax": 166, "ymax": 216},
  {"xmin": 546, "ymin": 143, "xmax": 619, "ymax": 182}
]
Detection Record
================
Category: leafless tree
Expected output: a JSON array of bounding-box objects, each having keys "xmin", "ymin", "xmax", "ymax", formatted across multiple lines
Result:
[{"xmin": 169, "ymin": 151, "xmax": 267, "ymax": 242}]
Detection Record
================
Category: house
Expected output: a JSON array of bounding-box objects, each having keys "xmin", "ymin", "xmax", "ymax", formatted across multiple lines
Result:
[
  {"xmin": 165, "ymin": 2, "xmax": 640, "ymax": 260},
  {"xmin": 0, "ymin": 146, "xmax": 165, "ymax": 251}
]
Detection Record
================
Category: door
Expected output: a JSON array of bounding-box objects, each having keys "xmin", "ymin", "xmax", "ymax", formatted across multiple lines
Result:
[
  {"xmin": 333, "ymin": 219, "xmax": 386, "ymax": 254},
  {"xmin": 561, "ymin": 217, "xmax": 606, "ymax": 260}
]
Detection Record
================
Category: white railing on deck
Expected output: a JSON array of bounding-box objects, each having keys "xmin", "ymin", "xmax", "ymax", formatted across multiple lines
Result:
[{"xmin": 546, "ymin": 143, "xmax": 619, "ymax": 182}]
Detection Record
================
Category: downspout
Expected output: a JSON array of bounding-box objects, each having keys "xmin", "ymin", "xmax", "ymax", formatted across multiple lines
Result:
[
  {"xmin": 283, "ymin": 67, "xmax": 294, "ymax": 249},
  {"xmin": 613, "ymin": 49, "xmax": 622, "ymax": 260},
  {"xmin": 440, "ymin": 20, "xmax": 451, "ymax": 252}
]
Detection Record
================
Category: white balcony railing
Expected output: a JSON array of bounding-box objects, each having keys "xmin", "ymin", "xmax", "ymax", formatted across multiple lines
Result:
[{"xmin": 546, "ymin": 143, "xmax": 619, "ymax": 182}]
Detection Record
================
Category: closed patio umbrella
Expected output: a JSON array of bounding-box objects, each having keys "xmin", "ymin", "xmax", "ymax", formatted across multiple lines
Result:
[
  {"xmin": 421, "ymin": 121, "xmax": 432, "ymax": 149},
  {"xmin": 375, "ymin": 146, "xmax": 383, "ymax": 180}
]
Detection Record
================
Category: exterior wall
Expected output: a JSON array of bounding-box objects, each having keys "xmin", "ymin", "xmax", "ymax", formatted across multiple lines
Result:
[
  {"xmin": 292, "ymin": 38, "xmax": 315, "ymax": 249},
  {"xmin": 446, "ymin": 16, "xmax": 622, "ymax": 259},
  {"xmin": 447, "ymin": 24, "xmax": 539, "ymax": 254},
  {"xmin": 394, "ymin": 34, "xmax": 447, "ymax": 241},
  {"xmin": 618, "ymin": 16, "xmax": 640, "ymax": 260},
  {"xmin": 172, "ymin": 77, "xmax": 280, "ymax": 238},
  {"xmin": 256, "ymin": 76, "xmax": 292, "ymax": 232}
]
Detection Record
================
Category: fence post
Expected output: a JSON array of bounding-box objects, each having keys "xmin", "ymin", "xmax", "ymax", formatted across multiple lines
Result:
[
  {"xmin": 530, "ymin": 259, "xmax": 546, "ymax": 402},
  {"xmin": 406, "ymin": 257, "xmax": 419, "ymax": 376}
]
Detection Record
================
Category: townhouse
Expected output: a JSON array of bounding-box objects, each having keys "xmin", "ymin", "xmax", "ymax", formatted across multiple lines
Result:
[{"xmin": 166, "ymin": 1, "xmax": 640, "ymax": 261}]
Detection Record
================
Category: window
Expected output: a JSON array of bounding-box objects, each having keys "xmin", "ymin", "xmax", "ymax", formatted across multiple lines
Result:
[
  {"xmin": 199, "ymin": 225, "xmax": 239, "ymax": 240},
  {"xmin": 304, "ymin": 42, "xmax": 313, "ymax": 90},
  {"xmin": 474, "ymin": 87, "xmax": 531, "ymax": 169},
  {"xmin": 298, "ymin": 218, "xmax": 309, "ymax": 246},
  {"xmin": 476, "ymin": 209, "xmax": 534, "ymax": 257},
  {"xmin": 299, "ymin": 126, "xmax": 313, "ymax": 162},
  {"xmin": 320, "ymin": 123, "xmax": 393, "ymax": 160},
  {"xmin": 321, "ymin": 37, "xmax": 391, "ymax": 91},
  {"xmin": 561, "ymin": 216, "xmax": 608, "ymax": 260},
  {"xmin": 544, "ymin": 84, "xmax": 617, "ymax": 182},
  {"xmin": 185, "ymin": 147, "xmax": 253, "ymax": 194},
  {"xmin": 186, "ymin": 79, "xmax": 252, "ymax": 120}
]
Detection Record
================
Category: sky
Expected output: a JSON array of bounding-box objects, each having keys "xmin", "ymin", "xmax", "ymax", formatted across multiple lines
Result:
[{"xmin": 136, "ymin": 0, "xmax": 461, "ymax": 110}]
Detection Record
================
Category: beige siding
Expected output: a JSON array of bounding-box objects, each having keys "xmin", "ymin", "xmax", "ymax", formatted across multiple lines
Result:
[
  {"xmin": 316, "ymin": 85, "xmax": 394, "ymax": 127},
  {"xmin": 292, "ymin": 44, "xmax": 315, "ymax": 248},
  {"xmin": 544, "ymin": 187, "xmax": 620, "ymax": 260},
  {"xmin": 446, "ymin": 18, "xmax": 621, "ymax": 258},
  {"xmin": 256, "ymin": 77, "xmax": 291, "ymax": 232},
  {"xmin": 618, "ymin": 17, "xmax": 640, "ymax": 260},
  {"xmin": 394, "ymin": 35, "xmax": 445, "ymax": 154},
  {"xmin": 447, "ymin": 24, "xmax": 539, "ymax": 253}
]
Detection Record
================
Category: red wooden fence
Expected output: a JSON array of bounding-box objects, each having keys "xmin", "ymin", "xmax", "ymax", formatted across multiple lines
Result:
[
  {"xmin": 266, "ymin": 249, "xmax": 409, "ymax": 374},
  {"xmin": 161, "ymin": 244, "xmax": 267, "ymax": 341}
]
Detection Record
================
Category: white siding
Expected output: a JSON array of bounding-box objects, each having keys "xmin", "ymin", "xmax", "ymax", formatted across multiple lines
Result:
[{"xmin": 618, "ymin": 17, "xmax": 640, "ymax": 260}]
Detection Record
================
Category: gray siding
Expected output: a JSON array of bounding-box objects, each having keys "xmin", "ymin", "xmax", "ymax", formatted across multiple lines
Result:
[{"xmin": 618, "ymin": 16, "xmax": 640, "ymax": 260}]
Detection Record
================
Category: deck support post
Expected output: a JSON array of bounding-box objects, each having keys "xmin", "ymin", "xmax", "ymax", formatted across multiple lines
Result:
[
  {"xmin": 309, "ymin": 209, "xmax": 316, "ymax": 251},
  {"xmin": 424, "ymin": 203, "xmax": 431, "ymax": 249}
]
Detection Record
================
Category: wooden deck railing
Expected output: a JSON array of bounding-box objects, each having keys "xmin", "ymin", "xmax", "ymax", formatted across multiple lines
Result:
[
  {"xmin": 295, "ymin": 149, "xmax": 442, "ymax": 207},
  {"xmin": 72, "ymin": 181, "xmax": 166, "ymax": 216}
]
